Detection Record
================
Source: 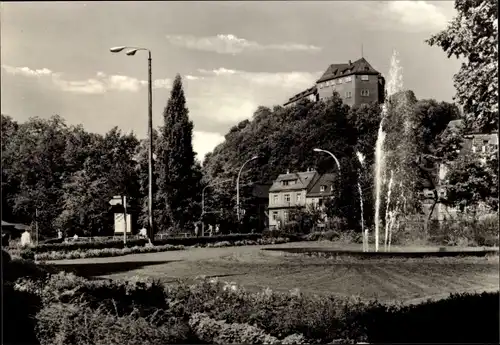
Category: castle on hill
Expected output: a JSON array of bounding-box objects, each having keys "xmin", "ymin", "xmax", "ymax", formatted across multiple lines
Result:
[{"xmin": 284, "ymin": 57, "xmax": 386, "ymax": 107}]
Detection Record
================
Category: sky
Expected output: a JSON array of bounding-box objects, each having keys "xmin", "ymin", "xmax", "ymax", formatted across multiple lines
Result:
[{"xmin": 1, "ymin": 1, "xmax": 462, "ymax": 161}]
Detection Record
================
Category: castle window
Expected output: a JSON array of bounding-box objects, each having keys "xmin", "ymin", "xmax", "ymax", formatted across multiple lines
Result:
[
  {"xmin": 345, "ymin": 91, "xmax": 352, "ymax": 98},
  {"xmin": 361, "ymin": 89, "xmax": 370, "ymax": 97},
  {"xmin": 361, "ymin": 75, "xmax": 369, "ymax": 81},
  {"xmin": 320, "ymin": 185, "xmax": 326, "ymax": 192}
]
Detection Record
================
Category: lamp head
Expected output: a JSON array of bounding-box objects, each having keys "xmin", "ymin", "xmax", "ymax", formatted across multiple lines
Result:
[
  {"xmin": 110, "ymin": 46, "xmax": 127, "ymax": 53},
  {"xmin": 313, "ymin": 148, "xmax": 322, "ymax": 152},
  {"xmin": 126, "ymin": 49, "xmax": 139, "ymax": 56},
  {"xmin": 251, "ymin": 155, "xmax": 259, "ymax": 160}
]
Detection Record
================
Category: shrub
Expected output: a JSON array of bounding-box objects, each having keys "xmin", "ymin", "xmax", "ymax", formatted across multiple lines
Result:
[
  {"xmin": 189, "ymin": 312, "xmax": 280, "ymax": 344},
  {"xmin": 35, "ymin": 244, "xmax": 185, "ymax": 261},
  {"xmin": 20, "ymin": 246, "xmax": 36, "ymax": 260},
  {"xmin": 36, "ymin": 302, "xmax": 192, "ymax": 345}
]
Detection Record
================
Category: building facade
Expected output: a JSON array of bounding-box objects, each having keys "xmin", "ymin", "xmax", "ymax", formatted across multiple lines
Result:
[
  {"xmin": 284, "ymin": 57, "xmax": 385, "ymax": 107},
  {"xmin": 268, "ymin": 169, "xmax": 337, "ymax": 228}
]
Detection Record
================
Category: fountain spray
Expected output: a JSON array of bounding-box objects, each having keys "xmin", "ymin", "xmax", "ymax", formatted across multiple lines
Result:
[
  {"xmin": 356, "ymin": 152, "xmax": 366, "ymax": 251},
  {"xmin": 384, "ymin": 170, "xmax": 394, "ymax": 251},
  {"xmin": 373, "ymin": 49, "xmax": 404, "ymax": 252}
]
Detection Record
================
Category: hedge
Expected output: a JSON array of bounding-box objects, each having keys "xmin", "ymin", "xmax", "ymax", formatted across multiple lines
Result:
[
  {"xmin": 10, "ymin": 269, "xmax": 499, "ymax": 345},
  {"xmin": 15, "ymin": 233, "xmax": 264, "ymax": 254}
]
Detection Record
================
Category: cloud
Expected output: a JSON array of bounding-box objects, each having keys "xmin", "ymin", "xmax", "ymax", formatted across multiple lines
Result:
[
  {"xmin": 166, "ymin": 34, "xmax": 322, "ymax": 55},
  {"xmin": 197, "ymin": 68, "xmax": 321, "ymax": 89},
  {"xmin": 384, "ymin": 1, "xmax": 450, "ymax": 32},
  {"xmin": 192, "ymin": 130, "xmax": 225, "ymax": 161},
  {"xmin": 1, "ymin": 64, "xmax": 171, "ymax": 94}
]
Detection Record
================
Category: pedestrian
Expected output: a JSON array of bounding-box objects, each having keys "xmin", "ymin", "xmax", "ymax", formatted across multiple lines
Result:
[
  {"xmin": 57, "ymin": 230, "xmax": 63, "ymax": 239},
  {"xmin": 139, "ymin": 228, "xmax": 147, "ymax": 238},
  {"xmin": 73, "ymin": 234, "xmax": 79, "ymax": 241},
  {"xmin": 194, "ymin": 222, "xmax": 200, "ymax": 237},
  {"xmin": 208, "ymin": 224, "xmax": 213, "ymax": 237},
  {"xmin": 215, "ymin": 224, "xmax": 220, "ymax": 235}
]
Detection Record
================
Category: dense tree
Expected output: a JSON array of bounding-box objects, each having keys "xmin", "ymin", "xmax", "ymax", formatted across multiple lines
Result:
[
  {"xmin": 155, "ymin": 75, "xmax": 202, "ymax": 231},
  {"xmin": 426, "ymin": 0, "xmax": 498, "ymax": 132},
  {"xmin": 443, "ymin": 151, "xmax": 498, "ymax": 213}
]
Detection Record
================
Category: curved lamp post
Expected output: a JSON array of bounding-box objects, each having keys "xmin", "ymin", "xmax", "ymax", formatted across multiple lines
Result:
[
  {"xmin": 110, "ymin": 46, "xmax": 154, "ymax": 241},
  {"xmin": 313, "ymin": 148, "xmax": 341, "ymax": 173},
  {"xmin": 236, "ymin": 155, "xmax": 259, "ymax": 221}
]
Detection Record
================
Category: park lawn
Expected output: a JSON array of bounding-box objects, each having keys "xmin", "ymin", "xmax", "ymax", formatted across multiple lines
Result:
[{"xmin": 47, "ymin": 241, "xmax": 500, "ymax": 303}]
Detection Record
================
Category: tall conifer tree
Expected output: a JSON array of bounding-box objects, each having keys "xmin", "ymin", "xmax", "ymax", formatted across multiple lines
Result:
[{"xmin": 156, "ymin": 75, "xmax": 201, "ymax": 230}]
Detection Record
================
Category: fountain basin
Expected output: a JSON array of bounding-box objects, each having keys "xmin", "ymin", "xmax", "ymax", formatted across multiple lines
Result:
[{"xmin": 262, "ymin": 246, "xmax": 499, "ymax": 259}]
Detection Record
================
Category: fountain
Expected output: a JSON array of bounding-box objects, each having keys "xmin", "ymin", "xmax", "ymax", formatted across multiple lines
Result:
[
  {"xmin": 356, "ymin": 152, "xmax": 367, "ymax": 252},
  {"xmin": 374, "ymin": 50, "xmax": 405, "ymax": 252}
]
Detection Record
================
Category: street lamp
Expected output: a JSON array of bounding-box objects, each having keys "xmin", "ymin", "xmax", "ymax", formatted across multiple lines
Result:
[
  {"xmin": 201, "ymin": 179, "xmax": 232, "ymax": 235},
  {"xmin": 110, "ymin": 45, "xmax": 154, "ymax": 241},
  {"xmin": 313, "ymin": 148, "xmax": 341, "ymax": 173},
  {"xmin": 236, "ymin": 155, "xmax": 259, "ymax": 221}
]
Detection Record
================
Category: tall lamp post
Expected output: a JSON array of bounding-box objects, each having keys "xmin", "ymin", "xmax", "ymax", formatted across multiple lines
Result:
[
  {"xmin": 110, "ymin": 46, "xmax": 154, "ymax": 241},
  {"xmin": 236, "ymin": 155, "xmax": 259, "ymax": 221}
]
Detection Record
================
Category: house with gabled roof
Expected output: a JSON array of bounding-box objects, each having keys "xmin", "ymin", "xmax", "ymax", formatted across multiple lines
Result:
[
  {"xmin": 284, "ymin": 57, "xmax": 385, "ymax": 108},
  {"xmin": 268, "ymin": 169, "xmax": 338, "ymax": 228}
]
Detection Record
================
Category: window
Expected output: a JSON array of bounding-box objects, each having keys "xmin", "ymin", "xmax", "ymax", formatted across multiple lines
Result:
[
  {"xmin": 273, "ymin": 194, "xmax": 278, "ymax": 204},
  {"xmin": 296, "ymin": 193, "xmax": 301, "ymax": 202},
  {"xmin": 290, "ymin": 179, "xmax": 297, "ymax": 185},
  {"xmin": 472, "ymin": 146, "xmax": 477, "ymax": 153},
  {"xmin": 361, "ymin": 75, "xmax": 369, "ymax": 81},
  {"xmin": 361, "ymin": 89, "xmax": 370, "ymax": 97},
  {"xmin": 318, "ymin": 198, "xmax": 324, "ymax": 207},
  {"xmin": 338, "ymin": 78, "xmax": 343, "ymax": 84},
  {"xmin": 272, "ymin": 212, "xmax": 278, "ymax": 220},
  {"xmin": 320, "ymin": 185, "xmax": 326, "ymax": 192},
  {"xmin": 283, "ymin": 210, "xmax": 289, "ymax": 221},
  {"xmin": 345, "ymin": 91, "xmax": 352, "ymax": 98},
  {"xmin": 346, "ymin": 76, "xmax": 352, "ymax": 82},
  {"xmin": 330, "ymin": 185, "xmax": 334, "ymax": 192},
  {"xmin": 282, "ymin": 180, "xmax": 289, "ymax": 186},
  {"xmin": 284, "ymin": 194, "xmax": 291, "ymax": 202}
]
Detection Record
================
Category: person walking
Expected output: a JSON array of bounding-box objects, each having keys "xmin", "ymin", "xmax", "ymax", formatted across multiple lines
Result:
[
  {"xmin": 194, "ymin": 222, "xmax": 200, "ymax": 237},
  {"xmin": 208, "ymin": 224, "xmax": 213, "ymax": 237}
]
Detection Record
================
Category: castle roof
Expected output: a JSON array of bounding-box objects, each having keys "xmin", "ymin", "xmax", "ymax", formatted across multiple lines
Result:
[
  {"xmin": 317, "ymin": 57, "xmax": 380, "ymax": 83},
  {"xmin": 284, "ymin": 85, "xmax": 317, "ymax": 106}
]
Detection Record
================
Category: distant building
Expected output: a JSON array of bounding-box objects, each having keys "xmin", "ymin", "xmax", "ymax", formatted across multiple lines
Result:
[
  {"xmin": 284, "ymin": 57, "xmax": 385, "ymax": 107},
  {"xmin": 267, "ymin": 169, "xmax": 337, "ymax": 228},
  {"xmin": 422, "ymin": 119, "xmax": 498, "ymax": 220}
]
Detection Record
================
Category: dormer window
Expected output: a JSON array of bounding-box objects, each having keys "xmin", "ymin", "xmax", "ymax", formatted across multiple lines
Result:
[
  {"xmin": 320, "ymin": 185, "xmax": 326, "ymax": 192},
  {"xmin": 282, "ymin": 180, "xmax": 289, "ymax": 186},
  {"xmin": 330, "ymin": 185, "xmax": 334, "ymax": 192}
]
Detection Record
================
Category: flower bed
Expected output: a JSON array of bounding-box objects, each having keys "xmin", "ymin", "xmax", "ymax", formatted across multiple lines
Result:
[
  {"xmin": 35, "ymin": 244, "xmax": 185, "ymax": 261},
  {"xmin": 22, "ymin": 236, "xmax": 290, "ymax": 261}
]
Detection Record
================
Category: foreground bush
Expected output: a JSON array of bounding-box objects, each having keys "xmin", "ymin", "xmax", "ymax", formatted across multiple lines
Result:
[
  {"xmin": 36, "ymin": 244, "xmax": 185, "ymax": 261},
  {"xmin": 36, "ymin": 302, "xmax": 193, "ymax": 345},
  {"xmin": 13, "ymin": 270, "xmax": 499, "ymax": 344}
]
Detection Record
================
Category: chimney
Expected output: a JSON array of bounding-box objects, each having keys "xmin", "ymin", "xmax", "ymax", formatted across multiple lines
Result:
[
  {"xmin": 348, "ymin": 60, "xmax": 352, "ymax": 65},
  {"xmin": 286, "ymin": 169, "xmax": 290, "ymax": 174}
]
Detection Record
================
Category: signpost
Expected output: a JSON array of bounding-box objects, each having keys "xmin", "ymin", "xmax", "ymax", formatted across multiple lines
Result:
[{"xmin": 109, "ymin": 195, "xmax": 131, "ymax": 244}]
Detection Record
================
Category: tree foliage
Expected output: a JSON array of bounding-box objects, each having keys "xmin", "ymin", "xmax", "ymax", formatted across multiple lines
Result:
[
  {"xmin": 426, "ymin": 0, "xmax": 498, "ymax": 132},
  {"xmin": 155, "ymin": 75, "xmax": 202, "ymax": 232}
]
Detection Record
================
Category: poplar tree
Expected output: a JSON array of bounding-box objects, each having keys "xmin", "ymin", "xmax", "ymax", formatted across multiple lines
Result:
[{"xmin": 156, "ymin": 75, "xmax": 201, "ymax": 231}]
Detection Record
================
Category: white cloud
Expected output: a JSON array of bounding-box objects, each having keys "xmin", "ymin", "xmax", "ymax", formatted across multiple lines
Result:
[
  {"xmin": 384, "ymin": 1, "xmax": 450, "ymax": 32},
  {"xmin": 166, "ymin": 34, "xmax": 322, "ymax": 55},
  {"xmin": 197, "ymin": 68, "xmax": 321, "ymax": 89},
  {"xmin": 1, "ymin": 64, "xmax": 171, "ymax": 94},
  {"xmin": 192, "ymin": 130, "xmax": 225, "ymax": 161}
]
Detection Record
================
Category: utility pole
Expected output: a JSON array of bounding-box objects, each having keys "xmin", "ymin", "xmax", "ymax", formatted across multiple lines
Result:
[{"xmin": 147, "ymin": 50, "xmax": 154, "ymax": 242}]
